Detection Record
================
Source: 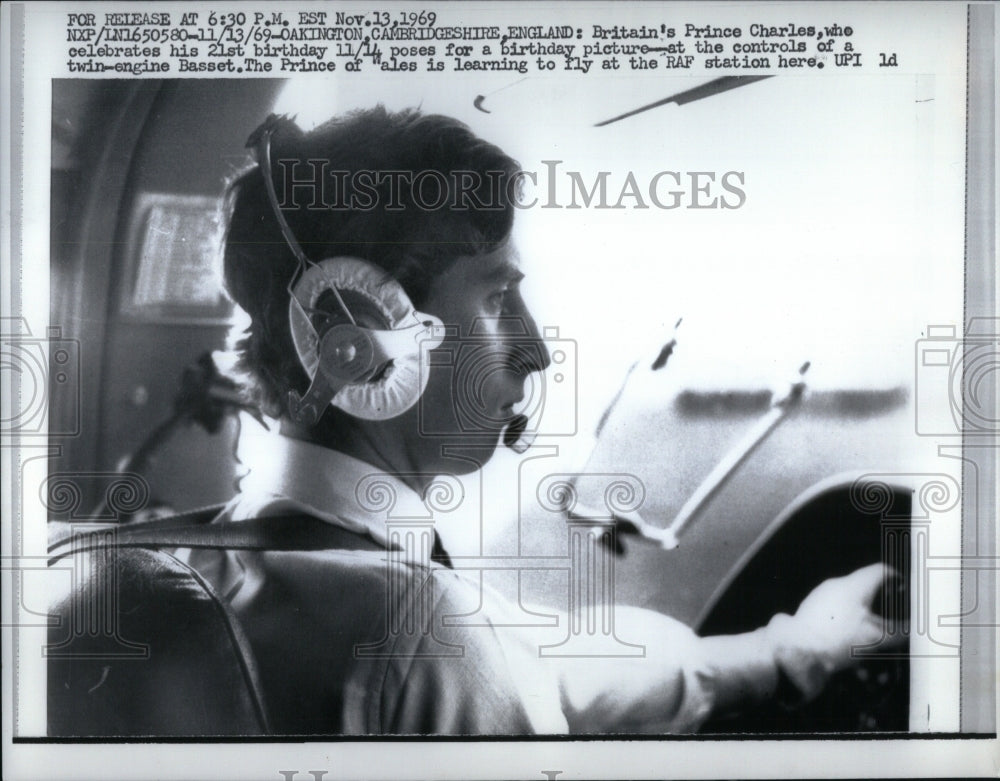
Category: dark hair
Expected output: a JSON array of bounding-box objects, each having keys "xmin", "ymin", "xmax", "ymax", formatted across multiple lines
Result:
[{"xmin": 222, "ymin": 106, "xmax": 521, "ymax": 418}]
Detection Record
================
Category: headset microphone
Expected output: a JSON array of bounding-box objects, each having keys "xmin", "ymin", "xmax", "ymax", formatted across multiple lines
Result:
[{"xmin": 503, "ymin": 414, "xmax": 533, "ymax": 454}]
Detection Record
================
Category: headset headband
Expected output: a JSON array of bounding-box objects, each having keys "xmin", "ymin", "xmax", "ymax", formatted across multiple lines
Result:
[{"xmin": 247, "ymin": 115, "xmax": 355, "ymax": 326}]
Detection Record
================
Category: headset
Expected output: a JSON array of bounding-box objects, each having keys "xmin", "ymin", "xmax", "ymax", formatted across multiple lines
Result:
[
  {"xmin": 248, "ymin": 116, "xmax": 531, "ymax": 450},
  {"xmin": 248, "ymin": 117, "xmax": 444, "ymax": 426}
]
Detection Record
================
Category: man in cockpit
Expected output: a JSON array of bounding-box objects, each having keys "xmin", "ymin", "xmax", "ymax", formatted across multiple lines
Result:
[{"xmin": 183, "ymin": 106, "xmax": 896, "ymax": 734}]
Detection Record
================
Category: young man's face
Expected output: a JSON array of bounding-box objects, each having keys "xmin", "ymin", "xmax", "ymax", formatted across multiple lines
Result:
[{"xmin": 415, "ymin": 242, "xmax": 551, "ymax": 451}]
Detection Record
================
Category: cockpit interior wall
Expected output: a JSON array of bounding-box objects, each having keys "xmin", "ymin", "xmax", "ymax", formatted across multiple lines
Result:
[{"xmin": 50, "ymin": 80, "xmax": 285, "ymax": 514}]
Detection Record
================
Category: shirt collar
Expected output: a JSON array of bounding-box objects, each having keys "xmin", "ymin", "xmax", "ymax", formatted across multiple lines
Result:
[{"xmin": 232, "ymin": 433, "xmax": 432, "ymax": 549}]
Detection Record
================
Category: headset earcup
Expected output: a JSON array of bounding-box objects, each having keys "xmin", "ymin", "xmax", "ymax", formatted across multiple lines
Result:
[{"xmin": 288, "ymin": 257, "xmax": 435, "ymax": 421}]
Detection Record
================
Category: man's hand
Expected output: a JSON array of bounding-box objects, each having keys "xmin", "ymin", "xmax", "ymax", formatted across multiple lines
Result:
[{"xmin": 766, "ymin": 563, "xmax": 903, "ymax": 703}]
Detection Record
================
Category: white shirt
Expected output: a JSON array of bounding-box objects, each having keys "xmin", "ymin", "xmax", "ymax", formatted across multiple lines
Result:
[{"xmin": 180, "ymin": 434, "xmax": 782, "ymax": 735}]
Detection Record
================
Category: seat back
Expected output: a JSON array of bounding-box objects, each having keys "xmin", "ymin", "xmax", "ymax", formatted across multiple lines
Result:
[{"xmin": 48, "ymin": 537, "xmax": 270, "ymax": 736}]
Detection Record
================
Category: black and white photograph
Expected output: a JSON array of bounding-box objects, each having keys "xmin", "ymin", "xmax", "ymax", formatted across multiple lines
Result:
[{"xmin": 1, "ymin": 1, "xmax": 997, "ymax": 779}]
